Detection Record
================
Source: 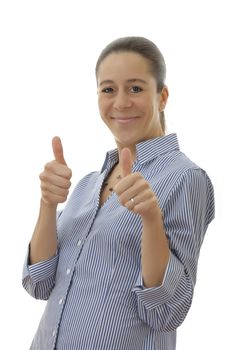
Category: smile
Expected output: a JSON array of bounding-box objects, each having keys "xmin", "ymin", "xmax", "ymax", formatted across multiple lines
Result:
[{"xmin": 111, "ymin": 117, "xmax": 140, "ymax": 124}]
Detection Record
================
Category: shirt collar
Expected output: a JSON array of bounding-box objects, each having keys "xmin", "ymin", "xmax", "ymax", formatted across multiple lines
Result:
[{"xmin": 101, "ymin": 133, "xmax": 180, "ymax": 173}]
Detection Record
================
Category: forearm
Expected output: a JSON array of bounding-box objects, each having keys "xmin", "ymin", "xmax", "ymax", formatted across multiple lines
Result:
[
  {"xmin": 29, "ymin": 199, "xmax": 58, "ymax": 264},
  {"xmin": 141, "ymin": 209, "xmax": 169, "ymax": 288}
]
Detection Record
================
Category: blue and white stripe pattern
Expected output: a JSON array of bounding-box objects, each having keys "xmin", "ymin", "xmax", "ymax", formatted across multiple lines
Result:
[{"xmin": 22, "ymin": 133, "xmax": 215, "ymax": 349}]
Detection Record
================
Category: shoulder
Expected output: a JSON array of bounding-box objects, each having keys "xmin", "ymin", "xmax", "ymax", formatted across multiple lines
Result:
[
  {"xmin": 164, "ymin": 150, "xmax": 214, "ymax": 198},
  {"xmin": 150, "ymin": 150, "xmax": 214, "ymax": 212},
  {"xmin": 164, "ymin": 155, "xmax": 215, "ymax": 225}
]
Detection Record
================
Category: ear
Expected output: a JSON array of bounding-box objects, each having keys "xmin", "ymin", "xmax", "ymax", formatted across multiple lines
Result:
[{"xmin": 159, "ymin": 85, "xmax": 169, "ymax": 112}]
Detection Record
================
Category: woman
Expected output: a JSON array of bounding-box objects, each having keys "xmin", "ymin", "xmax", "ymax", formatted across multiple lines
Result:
[{"xmin": 22, "ymin": 37, "xmax": 215, "ymax": 350}]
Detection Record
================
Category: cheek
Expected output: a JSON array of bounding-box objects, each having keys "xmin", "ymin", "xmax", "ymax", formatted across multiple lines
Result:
[
  {"xmin": 98, "ymin": 98, "xmax": 105, "ymax": 116},
  {"xmin": 98, "ymin": 97, "xmax": 109, "ymax": 114},
  {"xmin": 139, "ymin": 99, "xmax": 154, "ymax": 116},
  {"xmin": 137, "ymin": 94, "xmax": 155, "ymax": 112}
]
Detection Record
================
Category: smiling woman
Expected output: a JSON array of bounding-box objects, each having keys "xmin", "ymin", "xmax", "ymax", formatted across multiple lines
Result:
[{"xmin": 22, "ymin": 36, "xmax": 215, "ymax": 350}]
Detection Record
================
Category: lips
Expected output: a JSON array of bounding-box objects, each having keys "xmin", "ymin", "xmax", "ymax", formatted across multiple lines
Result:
[{"xmin": 111, "ymin": 116, "xmax": 140, "ymax": 124}]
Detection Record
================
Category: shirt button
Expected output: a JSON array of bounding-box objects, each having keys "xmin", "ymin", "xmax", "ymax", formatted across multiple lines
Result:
[
  {"xmin": 66, "ymin": 268, "xmax": 71, "ymax": 275},
  {"xmin": 59, "ymin": 298, "xmax": 63, "ymax": 305},
  {"xmin": 77, "ymin": 240, "xmax": 82, "ymax": 246}
]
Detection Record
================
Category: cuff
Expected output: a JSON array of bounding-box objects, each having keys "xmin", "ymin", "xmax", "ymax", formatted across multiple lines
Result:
[
  {"xmin": 23, "ymin": 245, "xmax": 59, "ymax": 284},
  {"xmin": 132, "ymin": 252, "xmax": 184, "ymax": 308}
]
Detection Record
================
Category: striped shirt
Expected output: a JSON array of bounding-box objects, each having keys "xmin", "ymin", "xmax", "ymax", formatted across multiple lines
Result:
[{"xmin": 22, "ymin": 133, "xmax": 215, "ymax": 350}]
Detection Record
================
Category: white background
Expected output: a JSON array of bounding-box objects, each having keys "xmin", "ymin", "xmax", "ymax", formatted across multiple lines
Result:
[{"xmin": 0, "ymin": 0, "xmax": 232, "ymax": 349}]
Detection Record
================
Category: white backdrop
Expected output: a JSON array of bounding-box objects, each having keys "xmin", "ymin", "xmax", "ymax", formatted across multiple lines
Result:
[{"xmin": 0, "ymin": 0, "xmax": 232, "ymax": 349}]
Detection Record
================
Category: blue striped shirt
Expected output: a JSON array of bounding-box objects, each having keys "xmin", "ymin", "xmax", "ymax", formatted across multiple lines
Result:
[{"xmin": 22, "ymin": 133, "xmax": 215, "ymax": 350}]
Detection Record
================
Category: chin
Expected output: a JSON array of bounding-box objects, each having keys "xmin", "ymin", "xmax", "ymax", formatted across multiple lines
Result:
[{"xmin": 114, "ymin": 135, "xmax": 141, "ymax": 147}]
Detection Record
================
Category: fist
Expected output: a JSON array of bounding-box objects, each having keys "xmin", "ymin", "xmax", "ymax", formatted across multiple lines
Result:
[
  {"xmin": 114, "ymin": 148, "xmax": 160, "ymax": 219},
  {"xmin": 39, "ymin": 136, "xmax": 72, "ymax": 207}
]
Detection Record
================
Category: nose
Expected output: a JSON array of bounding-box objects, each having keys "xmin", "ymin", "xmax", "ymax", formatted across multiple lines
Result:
[{"xmin": 113, "ymin": 91, "xmax": 132, "ymax": 110}]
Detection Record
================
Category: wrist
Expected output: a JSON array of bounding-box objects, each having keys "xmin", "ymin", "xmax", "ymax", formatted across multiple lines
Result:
[
  {"xmin": 40, "ymin": 198, "xmax": 58, "ymax": 211},
  {"xmin": 142, "ymin": 205, "xmax": 163, "ymax": 223}
]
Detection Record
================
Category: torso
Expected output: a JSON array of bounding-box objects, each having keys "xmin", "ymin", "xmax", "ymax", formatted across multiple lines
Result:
[{"xmin": 99, "ymin": 186, "xmax": 112, "ymax": 208}]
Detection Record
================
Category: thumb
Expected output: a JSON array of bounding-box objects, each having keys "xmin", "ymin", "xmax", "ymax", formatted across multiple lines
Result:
[
  {"xmin": 120, "ymin": 148, "xmax": 133, "ymax": 177},
  {"xmin": 52, "ymin": 136, "xmax": 67, "ymax": 165}
]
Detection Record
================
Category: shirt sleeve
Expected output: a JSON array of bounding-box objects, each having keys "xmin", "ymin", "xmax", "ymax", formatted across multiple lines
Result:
[
  {"xmin": 22, "ymin": 210, "xmax": 62, "ymax": 300},
  {"xmin": 132, "ymin": 168, "xmax": 215, "ymax": 332},
  {"xmin": 22, "ymin": 244, "xmax": 59, "ymax": 300}
]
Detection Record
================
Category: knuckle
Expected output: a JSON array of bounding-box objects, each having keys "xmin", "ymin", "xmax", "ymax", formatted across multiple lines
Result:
[
  {"xmin": 62, "ymin": 188, "xmax": 68, "ymax": 196},
  {"xmin": 62, "ymin": 179, "xmax": 71, "ymax": 189},
  {"xmin": 40, "ymin": 183, "xmax": 47, "ymax": 191},
  {"xmin": 39, "ymin": 172, "xmax": 46, "ymax": 181},
  {"xmin": 64, "ymin": 168, "xmax": 72, "ymax": 179},
  {"xmin": 134, "ymin": 172, "xmax": 142, "ymax": 178},
  {"xmin": 143, "ymin": 183, "xmax": 149, "ymax": 192},
  {"xmin": 68, "ymin": 168, "xmax": 72, "ymax": 178},
  {"xmin": 44, "ymin": 161, "xmax": 54, "ymax": 170},
  {"xmin": 41, "ymin": 191, "xmax": 49, "ymax": 200},
  {"xmin": 119, "ymin": 195, "xmax": 125, "ymax": 206},
  {"xmin": 139, "ymin": 178, "xmax": 147, "ymax": 187}
]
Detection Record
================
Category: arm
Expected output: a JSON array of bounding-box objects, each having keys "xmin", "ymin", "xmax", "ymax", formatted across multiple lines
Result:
[
  {"xmin": 141, "ymin": 209, "xmax": 169, "ymax": 288},
  {"xmin": 133, "ymin": 169, "xmax": 215, "ymax": 332},
  {"xmin": 115, "ymin": 147, "xmax": 170, "ymax": 288},
  {"xmin": 30, "ymin": 136, "xmax": 71, "ymax": 264},
  {"xmin": 22, "ymin": 137, "xmax": 72, "ymax": 299},
  {"xmin": 29, "ymin": 200, "xmax": 58, "ymax": 264}
]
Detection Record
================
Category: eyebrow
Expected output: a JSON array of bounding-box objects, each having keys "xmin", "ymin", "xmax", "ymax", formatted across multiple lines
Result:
[{"xmin": 98, "ymin": 78, "xmax": 148, "ymax": 86}]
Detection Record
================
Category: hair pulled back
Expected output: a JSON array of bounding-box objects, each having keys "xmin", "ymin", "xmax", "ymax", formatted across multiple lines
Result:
[{"xmin": 95, "ymin": 36, "xmax": 167, "ymax": 132}]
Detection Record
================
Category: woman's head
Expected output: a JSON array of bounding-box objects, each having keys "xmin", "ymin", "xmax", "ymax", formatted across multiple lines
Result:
[
  {"xmin": 96, "ymin": 37, "xmax": 169, "ymax": 149},
  {"xmin": 96, "ymin": 36, "xmax": 166, "ymax": 94}
]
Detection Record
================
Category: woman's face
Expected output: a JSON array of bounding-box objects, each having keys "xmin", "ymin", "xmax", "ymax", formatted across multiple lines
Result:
[{"xmin": 97, "ymin": 51, "xmax": 168, "ymax": 149}]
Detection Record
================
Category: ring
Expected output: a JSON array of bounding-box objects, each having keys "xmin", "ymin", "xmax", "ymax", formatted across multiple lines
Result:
[{"xmin": 130, "ymin": 198, "xmax": 135, "ymax": 205}]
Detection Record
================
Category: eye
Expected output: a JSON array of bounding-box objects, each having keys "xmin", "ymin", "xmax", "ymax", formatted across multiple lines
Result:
[
  {"xmin": 101, "ymin": 87, "xmax": 114, "ymax": 93},
  {"xmin": 130, "ymin": 86, "xmax": 142, "ymax": 93}
]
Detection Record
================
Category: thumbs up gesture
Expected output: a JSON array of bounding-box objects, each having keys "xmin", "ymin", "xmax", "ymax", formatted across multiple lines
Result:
[
  {"xmin": 52, "ymin": 136, "xmax": 67, "ymax": 166},
  {"xmin": 114, "ymin": 148, "xmax": 159, "ymax": 219},
  {"xmin": 39, "ymin": 137, "xmax": 72, "ymax": 207}
]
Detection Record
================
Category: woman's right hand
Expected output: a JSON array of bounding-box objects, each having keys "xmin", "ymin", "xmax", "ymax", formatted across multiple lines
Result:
[{"xmin": 39, "ymin": 136, "xmax": 72, "ymax": 207}]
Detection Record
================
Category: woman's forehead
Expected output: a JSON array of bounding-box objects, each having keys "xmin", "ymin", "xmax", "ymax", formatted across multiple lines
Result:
[
  {"xmin": 99, "ymin": 51, "xmax": 150, "ymax": 69},
  {"xmin": 97, "ymin": 52, "xmax": 153, "ymax": 82}
]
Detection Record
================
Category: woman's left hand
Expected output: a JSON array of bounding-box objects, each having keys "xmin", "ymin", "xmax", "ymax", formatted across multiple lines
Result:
[{"xmin": 114, "ymin": 148, "xmax": 161, "ymax": 220}]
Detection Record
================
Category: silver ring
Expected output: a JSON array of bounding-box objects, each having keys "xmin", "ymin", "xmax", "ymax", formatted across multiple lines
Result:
[{"xmin": 130, "ymin": 198, "xmax": 135, "ymax": 205}]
